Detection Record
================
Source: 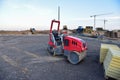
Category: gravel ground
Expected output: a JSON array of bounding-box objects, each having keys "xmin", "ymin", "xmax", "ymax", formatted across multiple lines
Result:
[{"xmin": 0, "ymin": 35, "xmax": 119, "ymax": 80}]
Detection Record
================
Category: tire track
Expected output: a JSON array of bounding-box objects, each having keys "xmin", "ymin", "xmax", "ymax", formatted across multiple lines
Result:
[{"xmin": 1, "ymin": 55, "xmax": 29, "ymax": 75}]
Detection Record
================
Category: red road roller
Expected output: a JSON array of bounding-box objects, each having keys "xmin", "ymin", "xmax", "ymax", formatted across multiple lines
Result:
[{"xmin": 47, "ymin": 20, "xmax": 87, "ymax": 64}]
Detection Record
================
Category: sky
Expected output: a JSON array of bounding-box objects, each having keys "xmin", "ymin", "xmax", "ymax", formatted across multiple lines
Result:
[{"xmin": 0, "ymin": 0, "xmax": 120, "ymax": 30}]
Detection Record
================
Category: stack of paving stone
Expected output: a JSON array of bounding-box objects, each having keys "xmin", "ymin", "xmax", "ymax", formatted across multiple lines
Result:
[
  {"xmin": 103, "ymin": 48, "xmax": 120, "ymax": 80},
  {"xmin": 100, "ymin": 44, "xmax": 120, "ymax": 63}
]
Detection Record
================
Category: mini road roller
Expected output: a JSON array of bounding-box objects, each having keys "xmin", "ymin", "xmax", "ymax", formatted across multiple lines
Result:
[{"xmin": 47, "ymin": 20, "xmax": 87, "ymax": 64}]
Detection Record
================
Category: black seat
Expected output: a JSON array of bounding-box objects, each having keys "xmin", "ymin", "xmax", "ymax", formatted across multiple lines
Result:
[{"xmin": 52, "ymin": 31, "xmax": 62, "ymax": 46}]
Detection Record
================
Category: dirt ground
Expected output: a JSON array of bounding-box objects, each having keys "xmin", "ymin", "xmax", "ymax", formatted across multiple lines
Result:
[
  {"xmin": 0, "ymin": 34, "xmax": 119, "ymax": 80},
  {"xmin": 0, "ymin": 30, "xmax": 49, "ymax": 35}
]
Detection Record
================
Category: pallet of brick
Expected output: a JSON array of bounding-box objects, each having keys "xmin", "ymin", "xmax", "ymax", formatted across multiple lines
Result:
[
  {"xmin": 103, "ymin": 48, "xmax": 120, "ymax": 80},
  {"xmin": 100, "ymin": 43, "xmax": 120, "ymax": 63}
]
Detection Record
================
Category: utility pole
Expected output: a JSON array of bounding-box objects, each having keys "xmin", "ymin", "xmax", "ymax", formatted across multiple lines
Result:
[
  {"xmin": 103, "ymin": 19, "xmax": 107, "ymax": 30},
  {"xmin": 58, "ymin": 6, "xmax": 60, "ymax": 21}
]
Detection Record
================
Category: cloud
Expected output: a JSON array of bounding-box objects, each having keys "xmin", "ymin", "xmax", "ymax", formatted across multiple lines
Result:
[
  {"xmin": 71, "ymin": 18, "xmax": 93, "ymax": 21},
  {"xmin": 69, "ymin": 16, "xmax": 120, "ymax": 22},
  {"xmin": 3, "ymin": 0, "xmax": 53, "ymax": 16},
  {"xmin": 107, "ymin": 16, "xmax": 120, "ymax": 20}
]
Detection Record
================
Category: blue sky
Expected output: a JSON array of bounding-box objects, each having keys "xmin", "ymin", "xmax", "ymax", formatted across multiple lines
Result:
[{"xmin": 0, "ymin": 0, "xmax": 120, "ymax": 30}]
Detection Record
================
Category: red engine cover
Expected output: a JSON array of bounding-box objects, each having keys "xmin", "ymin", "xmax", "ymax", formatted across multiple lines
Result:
[{"xmin": 63, "ymin": 36, "xmax": 87, "ymax": 53}]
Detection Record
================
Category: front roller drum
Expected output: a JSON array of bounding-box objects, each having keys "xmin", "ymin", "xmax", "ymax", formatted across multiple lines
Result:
[{"xmin": 68, "ymin": 51, "xmax": 86, "ymax": 64}]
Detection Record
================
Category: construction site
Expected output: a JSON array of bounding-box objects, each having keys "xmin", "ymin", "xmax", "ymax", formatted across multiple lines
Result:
[{"xmin": 0, "ymin": 20, "xmax": 120, "ymax": 80}]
